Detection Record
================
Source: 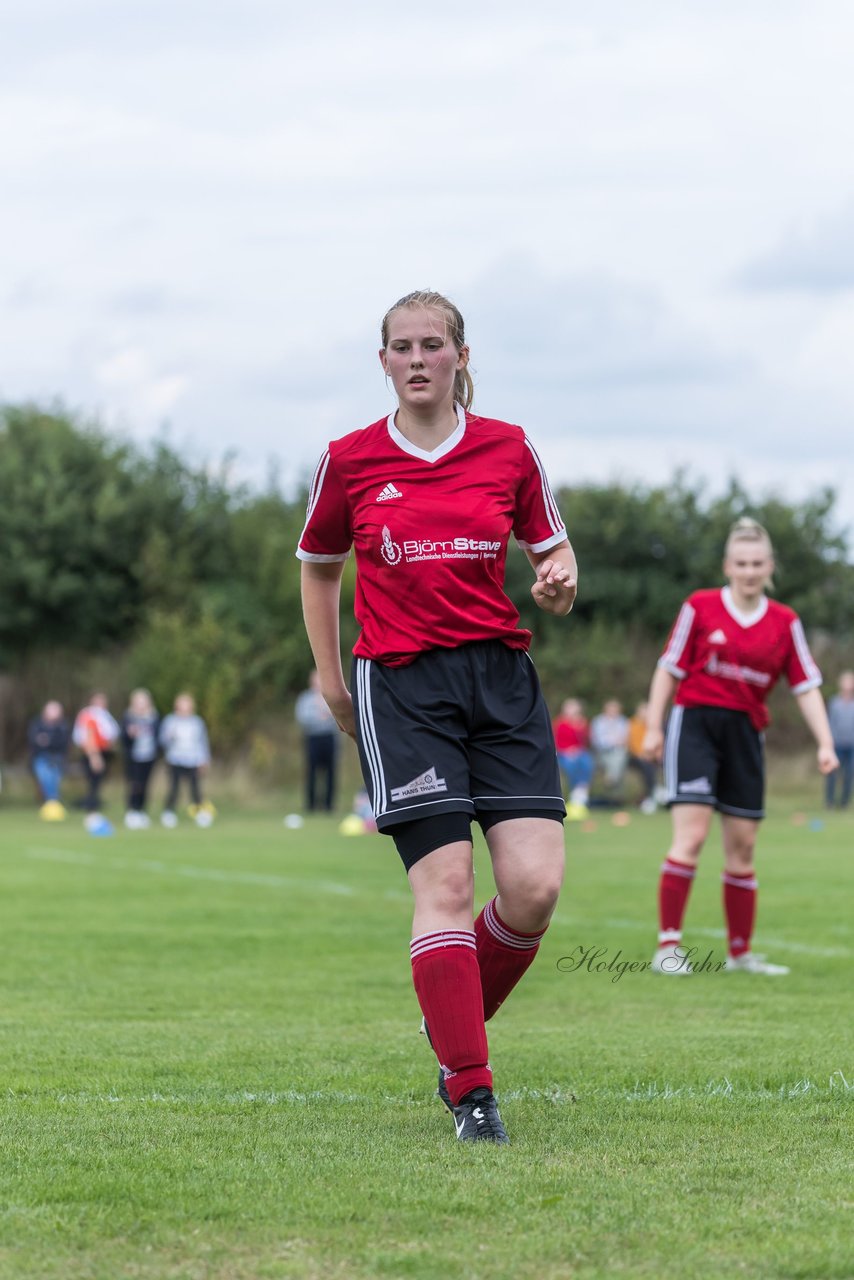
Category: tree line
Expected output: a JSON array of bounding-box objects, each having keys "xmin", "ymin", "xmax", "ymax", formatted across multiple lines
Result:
[{"xmin": 1, "ymin": 404, "xmax": 852, "ymax": 757}]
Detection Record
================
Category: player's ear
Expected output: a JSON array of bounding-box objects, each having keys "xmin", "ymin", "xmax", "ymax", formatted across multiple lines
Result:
[
  {"xmin": 457, "ymin": 344, "xmax": 470, "ymax": 369},
  {"xmin": 379, "ymin": 349, "xmax": 390, "ymax": 375}
]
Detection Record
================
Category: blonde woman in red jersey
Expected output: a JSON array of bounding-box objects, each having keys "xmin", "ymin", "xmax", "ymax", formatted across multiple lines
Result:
[
  {"xmin": 298, "ymin": 290, "xmax": 577, "ymax": 1143},
  {"xmin": 642, "ymin": 519, "xmax": 838, "ymax": 976}
]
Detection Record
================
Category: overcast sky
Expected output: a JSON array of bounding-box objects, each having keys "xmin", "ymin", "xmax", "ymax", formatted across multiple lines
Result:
[{"xmin": 3, "ymin": 1, "xmax": 853, "ymax": 538}]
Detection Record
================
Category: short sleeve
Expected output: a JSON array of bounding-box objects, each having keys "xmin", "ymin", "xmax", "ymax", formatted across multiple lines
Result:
[
  {"xmin": 658, "ymin": 600, "xmax": 696, "ymax": 679},
  {"xmin": 296, "ymin": 449, "xmax": 352, "ymax": 562},
  {"xmin": 785, "ymin": 615, "xmax": 823, "ymax": 694},
  {"xmin": 513, "ymin": 435, "xmax": 568, "ymax": 553}
]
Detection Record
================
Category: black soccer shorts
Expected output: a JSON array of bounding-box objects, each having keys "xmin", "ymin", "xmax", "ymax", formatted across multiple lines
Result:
[
  {"xmin": 351, "ymin": 640, "xmax": 566, "ymax": 832},
  {"xmin": 664, "ymin": 704, "xmax": 765, "ymax": 819}
]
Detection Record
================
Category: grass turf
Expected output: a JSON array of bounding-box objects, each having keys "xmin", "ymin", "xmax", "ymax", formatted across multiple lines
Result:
[{"xmin": 0, "ymin": 798, "xmax": 852, "ymax": 1279}]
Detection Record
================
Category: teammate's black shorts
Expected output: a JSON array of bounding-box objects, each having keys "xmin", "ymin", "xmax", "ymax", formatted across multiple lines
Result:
[
  {"xmin": 664, "ymin": 704, "xmax": 765, "ymax": 819},
  {"xmin": 351, "ymin": 640, "xmax": 566, "ymax": 835}
]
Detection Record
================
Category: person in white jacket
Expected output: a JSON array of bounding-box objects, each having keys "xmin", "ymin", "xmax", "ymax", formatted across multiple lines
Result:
[{"xmin": 159, "ymin": 693, "xmax": 212, "ymax": 827}]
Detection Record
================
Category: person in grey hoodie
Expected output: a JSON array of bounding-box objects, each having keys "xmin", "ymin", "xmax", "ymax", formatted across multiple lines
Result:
[{"xmin": 159, "ymin": 693, "xmax": 211, "ymax": 826}]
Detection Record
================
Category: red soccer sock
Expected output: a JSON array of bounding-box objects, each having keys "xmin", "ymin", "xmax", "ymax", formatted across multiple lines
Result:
[
  {"xmin": 410, "ymin": 930, "xmax": 492, "ymax": 1106},
  {"xmin": 658, "ymin": 858, "xmax": 696, "ymax": 946},
  {"xmin": 722, "ymin": 870, "xmax": 758, "ymax": 958},
  {"xmin": 474, "ymin": 896, "xmax": 547, "ymax": 1021}
]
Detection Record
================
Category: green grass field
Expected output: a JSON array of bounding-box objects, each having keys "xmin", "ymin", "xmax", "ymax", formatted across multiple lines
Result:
[{"xmin": 1, "ymin": 797, "xmax": 852, "ymax": 1280}]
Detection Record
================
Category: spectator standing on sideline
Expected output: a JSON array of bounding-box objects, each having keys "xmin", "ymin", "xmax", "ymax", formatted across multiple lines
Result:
[
  {"xmin": 73, "ymin": 692, "xmax": 120, "ymax": 817},
  {"xmin": 590, "ymin": 699, "xmax": 629, "ymax": 803},
  {"xmin": 552, "ymin": 698, "xmax": 593, "ymax": 820},
  {"xmin": 159, "ymin": 693, "xmax": 212, "ymax": 828},
  {"xmin": 295, "ymin": 669, "xmax": 341, "ymax": 812},
  {"xmin": 825, "ymin": 670, "xmax": 854, "ymax": 809},
  {"xmin": 121, "ymin": 688, "xmax": 160, "ymax": 829},
  {"xmin": 627, "ymin": 701, "xmax": 659, "ymax": 814},
  {"xmin": 28, "ymin": 700, "xmax": 70, "ymax": 819}
]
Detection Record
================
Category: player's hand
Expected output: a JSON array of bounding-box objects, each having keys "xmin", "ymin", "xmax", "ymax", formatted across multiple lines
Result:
[
  {"xmin": 324, "ymin": 689, "xmax": 356, "ymax": 739},
  {"xmin": 89, "ymin": 750, "xmax": 104, "ymax": 773},
  {"xmin": 817, "ymin": 745, "xmax": 839, "ymax": 775},
  {"xmin": 531, "ymin": 561, "xmax": 576, "ymax": 616},
  {"xmin": 641, "ymin": 728, "xmax": 664, "ymax": 762}
]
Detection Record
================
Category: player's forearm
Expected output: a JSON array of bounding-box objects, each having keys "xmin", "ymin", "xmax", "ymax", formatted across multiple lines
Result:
[
  {"xmin": 646, "ymin": 666, "xmax": 678, "ymax": 731},
  {"xmin": 795, "ymin": 687, "xmax": 835, "ymax": 750},
  {"xmin": 300, "ymin": 562, "xmax": 348, "ymax": 698}
]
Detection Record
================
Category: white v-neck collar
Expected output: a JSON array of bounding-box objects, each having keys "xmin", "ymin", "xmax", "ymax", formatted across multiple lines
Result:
[
  {"xmin": 386, "ymin": 403, "xmax": 466, "ymax": 463},
  {"xmin": 721, "ymin": 585, "xmax": 768, "ymax": 628}
]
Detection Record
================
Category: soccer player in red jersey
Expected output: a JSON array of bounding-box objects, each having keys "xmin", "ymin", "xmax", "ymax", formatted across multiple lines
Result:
[
  {"xmin": 642, "ymin": 519, "xmax": 838, "ymax": 976},
  {"xmin": 298, "ymin": 290, "xmax": 577, "ymax": 1143}
]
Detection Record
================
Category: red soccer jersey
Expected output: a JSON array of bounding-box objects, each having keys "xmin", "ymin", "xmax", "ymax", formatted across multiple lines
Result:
[
  {"xmin": 658, "ymin": 586, "xmax": 822, "ymax": 730},
  {"xmin": 296, "ymin": 407, "xmax": 568, "ymax": 665},
  {"xmin": 553, "ymin": 717, "xmax": 589, "ymax": 753}
]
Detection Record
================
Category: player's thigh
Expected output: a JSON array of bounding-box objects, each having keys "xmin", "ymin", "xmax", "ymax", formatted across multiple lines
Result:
[
  {"xmin": 467, "ymin": 646, "xmax": 565, "ymax": 822},
  {"xmin": 716, "ymin": 712, "xmax": 765, "ymax": 820},
  {"xmin": 485, "ymin": 816, "xmax": 565, "ymax": 907},
  {"xmin": 664, "ymin": 705, "xmax": 720, "ymax": 808},
  {"xmin": 351, "ymin": 654, "xmax": 473, "ymax": 830}
]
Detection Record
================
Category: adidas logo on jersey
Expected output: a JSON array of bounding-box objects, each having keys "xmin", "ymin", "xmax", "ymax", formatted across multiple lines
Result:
[
  {"xmin": 708, "ymin": 629, "xmax": 727, "ymax": 644},
  {"xmin": 376, "ymin": 483, "xmax": 403, "ymax": 502}
]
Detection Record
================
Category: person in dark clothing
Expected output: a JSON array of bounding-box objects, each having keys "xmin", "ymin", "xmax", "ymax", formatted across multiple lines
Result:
[
  {"xmin": 295, "ymin": 670, "xmax": 341, "ymax": 812},
  {"xmin": 121, "ymin": 688, "xmax": 160, "ymax": 828},
  {"xmin": 28, "ymin": 700, "xmax": 71, "ymax": 816}
]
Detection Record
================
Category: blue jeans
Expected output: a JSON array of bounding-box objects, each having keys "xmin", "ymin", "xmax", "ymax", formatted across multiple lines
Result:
[
  {"xmin": 826, "ymin": 745, "xmax": 854, "ymax": 808},
  {"xmin": 558, "ymin": 750, "xmax": 594, "ymax": 791},
  {"xmin": 33, "ymin": 755, "xmax": 63, "ymax": 802}
]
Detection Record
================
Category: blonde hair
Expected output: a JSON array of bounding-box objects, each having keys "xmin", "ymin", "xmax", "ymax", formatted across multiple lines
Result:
[
  {"xmin": 380, "ymin": 290, "xmax": 474, "ymax": 410},
  {"xmin": 725, "ymin": 516, "xmax": 773, "ymax": 557}
]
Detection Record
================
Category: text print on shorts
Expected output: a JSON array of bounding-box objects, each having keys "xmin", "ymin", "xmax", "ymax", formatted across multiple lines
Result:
[{"xmin": 390, "ymin": 767, "xmax": 448, "ymax": 803}]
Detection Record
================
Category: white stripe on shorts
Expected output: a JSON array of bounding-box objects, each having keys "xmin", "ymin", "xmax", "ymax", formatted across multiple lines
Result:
[
  {"xmin": 355, "ymin": 659, "xmax": 388, "ymax": 817},
  {"xmin": 663, "ymin": 705, "xmax": 683, "ymax": 803}
]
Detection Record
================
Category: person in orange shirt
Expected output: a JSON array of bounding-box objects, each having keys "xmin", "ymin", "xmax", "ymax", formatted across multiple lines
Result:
[
  {"xmin": 73, "ymin": 692, "xmax": 120, "ymax": 817},
  {"xmin": 627, "ymin": 700, "xmax": 659, "ymax": 814}
]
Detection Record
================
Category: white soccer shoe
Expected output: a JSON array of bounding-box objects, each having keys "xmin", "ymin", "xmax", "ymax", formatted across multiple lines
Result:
[
  {"xmin": 160, "ymin": 810, "xmax": 178, "ymax": 829},
  {"xmin": 725, "ymin": 952, "xmax": 790, "ymax": 975},
  {"xmin": 650, "ymin": 944, "xmax": 693, "ymax": 975}
]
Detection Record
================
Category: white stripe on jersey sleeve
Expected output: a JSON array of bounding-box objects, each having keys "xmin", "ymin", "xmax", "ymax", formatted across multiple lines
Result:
[
  {"xmin": 789, "ymin": 618, "xmax": 822, "ymax": 691},
  {"xmin": 295, "ymin": 549, "xmax": 350, "ymax": 562},
  {"xmin": 297, "ymin": 449, "xmax": 351, "ymax": 561},
  {"xmin": 523, "ymin": 437, "xmax": 566, "ymax": 537},
  {"xmin": 516, "ymin": 530, "xmax": 571, "ymax": 554},
  {"xmin": 659, "ymin": 602, "xmax": 695, "ymax": 677}
]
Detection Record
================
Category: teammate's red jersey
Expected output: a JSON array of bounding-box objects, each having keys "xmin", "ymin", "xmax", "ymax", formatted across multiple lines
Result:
[
  {"xmin": 296, "ymin": 407, "xmax": 568, "ymax": 665},
  {"xmin": 658, "ymin": 587, "xmax": 822, "ymax": 730}
]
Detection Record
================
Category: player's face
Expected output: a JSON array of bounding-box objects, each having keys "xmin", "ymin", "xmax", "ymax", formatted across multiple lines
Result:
[
  {"xmin": 380, "ymin": 306, "xmax": 468, "ymax": 412},
  {"xmin": 723, "ymin": 543, "xmax": 774, "ymax": 600}
]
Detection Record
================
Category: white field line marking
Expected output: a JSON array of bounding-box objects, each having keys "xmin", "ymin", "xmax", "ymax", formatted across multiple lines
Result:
[
  {"xmin": 25, "ymin": 847, "xmax": 355, "ymax": 896},
  {"xmin": 6, "ymin": 1071, "xmax": 851, "ymax": 1107},
  {"xmin": 597, "ymin": 916, "xmax": 851, "ymax": 959}
]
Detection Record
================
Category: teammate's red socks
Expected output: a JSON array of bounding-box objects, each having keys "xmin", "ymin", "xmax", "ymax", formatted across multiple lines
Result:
[
  {"xmin": 657, "ymin": 858, "xmax": 696, "ymax": 946},
  {"xmin": 722, "ymin": 870, "xmax": 757, "ymax": 957},
  {"xmin": 474, "ymin": 896, "xmax": 547, "ymax": 1021},
  {"xmin": 410, "ymin": 930, "xmax": 492, "ymax": 1106}
]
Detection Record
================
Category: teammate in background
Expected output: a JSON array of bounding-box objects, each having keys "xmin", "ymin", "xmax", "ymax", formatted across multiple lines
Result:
[
  {"xmin": 73, "ymin": 692, "xmax": 120, "ymax": 819},
  {"xmin": 825, "ymin": 670, "xmax": 854, "ymax": 810},
  {"xmin": 642, "ymin": 518, "xmax": 838, "ymax": 976},
  {"xmin": 295, "ymin": 669, "xmax": 341, "ymax": 813},
  {"xmin": 121, "ymin": 688, "xmax": 160, "ymax": 829},
  {"xmin": 159, "ymin": 693, "xmax": 212, "ymax": 828},
  {"xmin": 553, "ymin": 698, "xmax": 594, "ymax": 819},
  {"xmin": 28, "ymin": 700, "xmax": 70, "ymax": 819},
  {"xmin": 298, "ymin": 289, "xmax": 576, "ymax": 1144},
  {"xmin": 627, "ymin": 701, "xmax": 659, "ymax": 814},
  {"xmin": 589, "ymin": 699, "xmax": 629, "ymax": 803}
]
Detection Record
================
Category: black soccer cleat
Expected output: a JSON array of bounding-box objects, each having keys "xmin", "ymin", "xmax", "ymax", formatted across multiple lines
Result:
[{"xmin": 452, "ymin": 1087, "xmax": 510, "ymax": 1144}]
